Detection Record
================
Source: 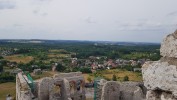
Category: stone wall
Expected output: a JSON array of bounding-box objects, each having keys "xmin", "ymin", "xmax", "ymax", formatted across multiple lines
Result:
[
  {"xmin": 16, "ymin": 72, "xmax": 86, "ymax": 100},
  {"xmin": 16, "ymin": 73, "xmax": 33, "ymax": 100},
  {"xmin": 35, "ymin": 72, "xmax": 85, "ymax": 100},
  {"xmin": 142, "ymin": 30, "xmax": 177, "ymax": 100},
  {"xmin": 95, "ymin": 79, "xmax": 146, "ymax": 100}
]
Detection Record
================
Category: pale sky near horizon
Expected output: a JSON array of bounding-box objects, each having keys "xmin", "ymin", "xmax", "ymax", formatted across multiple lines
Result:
[{"xmin": 0, "ymin": 0, "xmax": 177, "ymax": 43}]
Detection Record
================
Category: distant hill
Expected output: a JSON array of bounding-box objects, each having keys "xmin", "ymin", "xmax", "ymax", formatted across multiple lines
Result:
[{"xmin": 0, "ymin": 39, "xmax": 160, "ymax": 46}]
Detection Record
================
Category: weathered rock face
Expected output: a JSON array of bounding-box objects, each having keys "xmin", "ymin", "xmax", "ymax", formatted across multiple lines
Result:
[
  {"xmin": 142, "ymin": 30, "xmax": 177, "ymax": 100},
  {"xmin": 142, "ymin": 61, "xmax": 177, "ymax": 98},
  {"xmin": 160, "ymin": 30, "xmax": 177, "ymax": 58},
  {"xmin": 146, "ymin": 90, "xmax": 176, "ymax": 100},
  {"xmin": 101, "ymin": 81, "xmax": 120, "ymax": 100},
  {"xmin": 96, "ymin": 80, "xmax": 146, "ymax": 100},
  {"xmin": 38, "ymin": 77, "xmax": 53, "ymax": 100}
]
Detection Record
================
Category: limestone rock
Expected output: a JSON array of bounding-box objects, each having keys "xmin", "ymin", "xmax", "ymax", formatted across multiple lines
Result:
[
  {"xmin": 142, "ymin": 61, "xmax": 177, "ymax": 98},
  {"xmin": 97, "ymin": 81, "xmax": 146, "ymax": 100},
  {"xmin": 146, "ymin": 90, "xmax": 176, "ymax": 100},
  {"xmin": 101, "ymin": 81, "xmax": 120, "ymax": 100},
  {"xmin": 38, "ymin": 77, "xmax": 53, "ymax": 100},
  {"xmin": 120, "ymin": 82, "xmax": 146, "ymax": 100},
  {"xmin": 160, "ymin": 30, "xmax": 177, "ymax": 58}
]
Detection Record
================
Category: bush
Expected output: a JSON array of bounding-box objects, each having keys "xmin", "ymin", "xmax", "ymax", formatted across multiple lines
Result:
[
  {"xmin": 56, "ymin": 63, "xmax": 66, "ymax": 72},
  {"xmin": 0, "ymin": 64, "xmax": 3, "ymax": 72},
  {"xmin": 123, "ymin": 75, "xmax": 129, "ymax": 81},
  {"xmin": 0, "ymin": 56, "xmax": 3, "ymax": 59},
  {"xmin": 112, "ymin": 74, "xmax": 117, "ymax": 81},
  {"xmin": 87, "ymin": 77, "xmax": 92, "ymax": 83},
  {"xmin": 79, "ymin": 67, "xmax": 92, "ymax": 73},
  {"xmin": 0, "ymin": 72, "xmax": 15, "ymax": 83}
]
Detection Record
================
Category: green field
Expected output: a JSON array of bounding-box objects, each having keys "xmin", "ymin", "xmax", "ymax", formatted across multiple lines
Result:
[
  {"xmin": 4, "ymin": 54, "xmax": 33, "ymax": 64},
  {"xmin": 83, "ymin": 69, "xmax": 142, "ymax": 82},
  {"xmin": 0, "ymin": 82, "xmax": 16, "ymax": 100}
]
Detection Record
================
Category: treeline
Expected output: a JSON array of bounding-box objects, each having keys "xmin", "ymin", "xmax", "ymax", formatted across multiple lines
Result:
[
  {"xmin": 0, "ymin": 72, "xmax": 15, "ymax": 83},
  {"xmin": 0, "ymin": 41, "xmax": 161, "ymax": 60}
]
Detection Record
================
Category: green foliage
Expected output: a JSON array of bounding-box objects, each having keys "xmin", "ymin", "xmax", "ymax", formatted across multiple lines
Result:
[
  {"xmin": 15, "ymin": 48, "xmax": 30, "ymax": 54},
  {"xmin": 18, "ymin": 63, "xmax": 33, "ymax": 72},
  {"xmin": 72, "ymin": 67, "xmax": 79, "ymax": 72},
  {"xmin": 0, "ymin": 41, "xmax": 160, "ymax": 61},
  {"xmin": 112, "ymin": 74, "xmax": 117, "ymax": 81},
  {"xmin": 0, "ymin": 64, "xmax": 3, "ymax": 72},
  {"xmin": 104, "ymin": 77, "xmax": 111, "ymax": 81},
  {"xmin": 93, "ymin": 72, "xmax": 103, "ymax": 77},
  {"xmin": 0, "ymin": 72, "xmax": 15, "ymax": 83},
  {"xmin": 121, "ymin": 65, "xmax": 133, "ymax": 71},
  {"xmin": 0, "ymin": 56, "xmax": 3, "ymax": 59},
  {"xmin": 123, "ymin": 75, "xmax": 129, "ymax": 81},
  {"xmin": 56, "ymin": 63, "xmax": 66, "ymax": 72},
  {"xmin": 87, "ymin": 77, "xmax": 92, "ymax": 83},
  {"xmin": 0, "ymin": 60, "xmax": 8, "ymax": 66},
  {"xmin": 79, "ymin": 67, "xmax": 92, "ymax": 73}
]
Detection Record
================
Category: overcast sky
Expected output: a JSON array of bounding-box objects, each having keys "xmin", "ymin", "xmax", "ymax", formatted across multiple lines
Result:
[{"xmin": 0, "ymin": 0, "xmax": 177, "ymax": 43}]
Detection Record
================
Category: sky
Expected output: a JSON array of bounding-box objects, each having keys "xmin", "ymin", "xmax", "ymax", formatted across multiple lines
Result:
[{"xmin": 0, "ymin": 0, "xmax": 177, "ymax": 43}]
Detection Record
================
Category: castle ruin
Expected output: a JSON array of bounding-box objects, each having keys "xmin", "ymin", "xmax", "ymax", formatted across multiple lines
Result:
[
  {"xmin": 16, "ymin": 30, "xmax": 177, "ymax": 100},
  {"xmin": 16, "ymin": 72, "xmax": 86, "ymax": 100}
]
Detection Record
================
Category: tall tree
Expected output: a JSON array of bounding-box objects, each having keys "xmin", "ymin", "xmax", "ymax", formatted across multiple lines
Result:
[
  {"xmin": 0, "ymin": 64, "xmax": 3, "ymax": 72},
  {"xmin": 56, "ymin": 63, "xmax": 66, "ymax": 72},
  {"xmin": 112, "ymin": 74, "xmax": 117, "ymax": 81}
]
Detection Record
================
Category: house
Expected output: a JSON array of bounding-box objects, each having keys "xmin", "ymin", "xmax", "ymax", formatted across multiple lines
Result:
[
  {"xmin": 7, "ymin": 62, "xmax": 17, "ymax": 68},
  {"xmin": 133, "ymin": 68, "xmax": 142, "ymax": 72},
  {"xmin": 33, "ymin": 69, "xmax": 42, "ymax": 75},
  {"xmin": 131, "ymin": 60, "xmax": 138, "ymax": 66},
  {"xmin": 10, "ymin": 68, "xmax": 22, "ymax": 75}
]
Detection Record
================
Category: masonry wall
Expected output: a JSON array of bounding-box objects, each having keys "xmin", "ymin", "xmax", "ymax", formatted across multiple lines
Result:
[
  {"xmin": 95, "ymin": 79, "xmax": 146, "ymax": 100},
  {"xmin": 16, "ymin": 73, "xmax": 33, "ymax": 100}
]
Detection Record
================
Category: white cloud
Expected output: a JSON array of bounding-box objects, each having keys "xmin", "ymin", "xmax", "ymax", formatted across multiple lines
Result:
[
  {"xmin": 0, "ymin": 0, "xmax": 16, "ymax": 10},
  {"xmin": 0, "ymin": 0, "xmax": 177, "ymax": 43}
]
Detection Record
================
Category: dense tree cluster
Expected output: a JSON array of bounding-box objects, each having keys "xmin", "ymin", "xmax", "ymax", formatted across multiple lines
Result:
[
  {"xmin": 0, "ymin": 41, "xmax": 161, "ymax": 61},
  {"xmin": 0, "ymin": 72, "xmax": 15, "ymax": 83}
]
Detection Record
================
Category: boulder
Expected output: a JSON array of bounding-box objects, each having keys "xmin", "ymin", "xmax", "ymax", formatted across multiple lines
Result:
[
  {"xmin": 142, "ymin": 61, "xmax": 177, "ymax": 98},
  {"xmin": 160, "ymin": 30, "xmax": 177, "ymax": 58}
]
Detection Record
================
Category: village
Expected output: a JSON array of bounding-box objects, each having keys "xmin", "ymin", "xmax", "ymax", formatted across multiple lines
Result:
[{"xmin": 3, "ymin": 55, "xmax": 147, "ymax": 76}]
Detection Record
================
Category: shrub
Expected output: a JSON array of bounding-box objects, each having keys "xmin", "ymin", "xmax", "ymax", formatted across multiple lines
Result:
[
  {"xmin": 112, "ymin": 74, "xmax": 117, "ymax": 81},
  {"xmin": 123, "ymin": 75, "xmax": 129, "ymax": 81},
  {"xmin": 56, "ymin": 63, "xmax": 66, "ymax": 72}
]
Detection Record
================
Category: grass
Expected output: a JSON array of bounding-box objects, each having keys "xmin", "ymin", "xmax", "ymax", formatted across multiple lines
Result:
[
  {"xmin": 31, "ymin": 71, "xmax": 59, "ymax": 80},
  {"xmin": 0, "ymin": 82, "xmax": 16, "ymax": 100},
  {"xmin": 83, "ymin": 69, "xmax": 142, "ymax": 82},
  {"xmin": 4, "ymin": 54, "xmax": 33, "ymax": 64},
  {"xmin": 83, "ymin": 74, "xmax": 94, "ymax": 83},
  {"xmin": 48, "ymin": 54, "xmax": 70, "ymax": 58},
  {"xmin": 102, "ymin": 69, "xmax": 142, "ymax": 81}
]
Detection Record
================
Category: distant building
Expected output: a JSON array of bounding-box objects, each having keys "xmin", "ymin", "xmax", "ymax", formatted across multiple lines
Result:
[
  {"xmin": 33, "ymin": 69, "xmax": 42, "ymax": 75},
  {"xmin": 10, "ymin": 68, "xmax": 22, "ymax": 75},
  {"xmin": 133, "ymin": 68, "xmax": 142, "ymax": 72}
]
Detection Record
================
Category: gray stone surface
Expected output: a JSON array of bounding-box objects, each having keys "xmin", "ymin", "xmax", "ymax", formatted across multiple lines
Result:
[
  {"xmin": 101, "ymin": 81, "xmax": 120, "ymax": 100},
  {"xmin": 95, "ymin": 80, "xmax": 146, "ymax": 100},
  {"xmin": 120, "ymin": 82, "xmax": 146, "ymax": 100},
  {"xmin": 142, "ymin": 29, "xmax": 177, "ymax": 100},
  {"xmin": 38, "ymin": 77, "xmax": 53, "ymax": 100},
  {"xmin": 142, "ymin": 61, "xmax": 177, "ymax": 98},
  {"xmin": 160, "ymin": 30, "xmax": 177, "ymax": 58},
  {"xmin": 146, "ymin": 90, "xmax": 176, "ymax": 100},
  {"xmin": 16, "ymin": 72, "xmax": 86, "ymax": 100},
  {"xmin": 16, "ymin": 73, "xmax": 33, "ymax": 100}
]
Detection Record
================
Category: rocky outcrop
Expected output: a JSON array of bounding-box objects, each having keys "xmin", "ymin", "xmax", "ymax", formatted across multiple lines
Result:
[
  {"xmin": 160, "ymin": 30, "xmax": 177, "ymax": 58},
  {"xmin": 16, "ymin": 72, "xmax": 86, "ymax": 100},
  {"xmin": 16, "ymin": 73, "xmax": 34, "ymax": 100},
  {"xmin": 95, "ymin": 79, "xmax": 146, "ymax": 100},
  {"xmin": 142, "ymin": 30, "xmax": 177, "ymax": 100}
]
